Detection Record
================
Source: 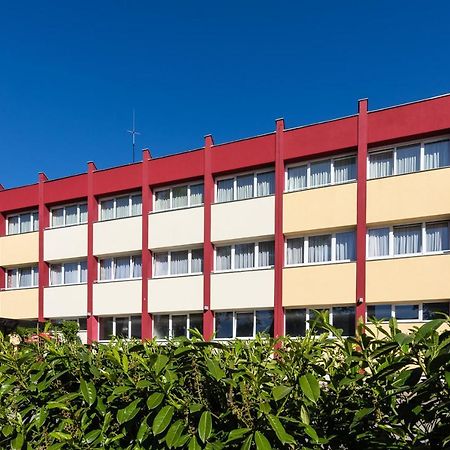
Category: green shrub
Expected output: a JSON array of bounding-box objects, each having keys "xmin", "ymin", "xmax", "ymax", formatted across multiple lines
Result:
[{"xmin": 0, "ymin": 317, "xmax": 449, "ymax": 449}]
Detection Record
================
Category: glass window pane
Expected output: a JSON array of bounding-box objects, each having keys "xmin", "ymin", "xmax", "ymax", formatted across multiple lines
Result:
[
  {"xmin": 426, "ymin": 222, "xmax": 449, "ymax": 252},
  {"xmin": 256, "ymin": 171, "xmax": 275, "ymax": 197},
  {"xmin": 369, "ymin": 151, "xmax": 393, "ymax": 179},
  {"xmin": 236, "ymin": 174, "xmax": 254, "ymax": 200},
  {"xmin": 308, "ymin": 235, "xmax": 331, "ymax": 263},
  {"xmin": 216, "ymin": 246, "xmax": 231, "ymax": 271},
  {"xmin": 286, "ymin": 238, "xmax": 304, "ymax": 265},
  {"xmin": 170, "ymin": 250, "xmax": 188, "ymax": 275},
  {"xmin": 132, "ymin": 255, "xmax": 142, "ymax": 278},
  {"xmin": 115, "ymin": 317, "xmax": 129, "ymax": 338},
  {"xmin": 99, "ymin": 317, "xmax": 114, "ymax": 340},
  {"xmin": 80, "ymin": 261, "xmax": 88, "ymax": 283},
  {"xmin": 131, "ymin": 195, "xmax": 142, "ymax": 216},
  {"xmin": 19, "ymin": 268, "xmax": 32, "ymax": 287},
  {"xmin": 217, "ymin": 179, "xmax": 234, "ymax": 203},
  {"xmin": 191, "ymin": 249, "xmax": 203, "ymax": 273},
  {"xmin": 8, "ymin": 216, "xmax": 19, "ymax": 234},
  {"xmin": 422, "ymin": 302, "xmax": 450, "ymax": 320},
  {"xmin": 64, "ymin": 262, "xmax": 79, "ymax": 284},
  {"xmin": 65, "ymin": 205, "xmax": 78, "ymax": 225},
  {"xmin": 131, "ymin": 316, "xmax": 141, "ymax": 338},
  {"xmin": 20, "ymin": 213, "xmax": 32, "ymax": 233},
  {"xmin": 258, "ymin": 241, "xmax": 274, "ymax": 267},
  {"xmin": 155, "ymin": 190, "xmax": 170, "ymax": 211},
  {"xmin": 116, "ymin": 197, "xmax": 130, "ymax": 218},
  {"xmin": 235, "ymin": 243, "xmax": 255, "ymax": 269},
  {"xmin": 50, "ymin": 264, "xmax": 63, "ymax": 285},
  {"xmin": 394, "ymin": 225, "xmax": 422, "ymax": 255},
  {"xmin": 154, "ymin": 253, "xmax": 169, "ymax": 277},
  {"xmin": 100, "ymin": 259, "xmax": 113, "ymax": 280},
  {"xmin": 52, "ymin": 208, "xmax": 65, "ymax": 227},
  {"xmin": 7, "ymin": 269, "xmax": 17, "ymax": 288},
  {"xmin": 287, "ymin": 165, "xmax": 307, "ymax": 191},
  {"xmin": 236, "ymin": 312, "xmax": 254, "ymax": 338},
  {"xmin": 367, "ymin": 304, "xmax": 392, "ymax": 321},
  {"xmin": 396, "ymin": 145, "xmax": 420, "ymax": 175},
  {"xmin": 188, "ymin": 313, "xmax": 203, "ymax": 337},
  {"xmin": 78, "ymin": 318, "xmax": 87, "ymax": 331},
  {"xmin": 115, "ymin": 257, "xmax": 131, "ymax": 279},
  {"xmin": 215, "ymin": 312, "xmax": 233, "ymax": 339},
  {"xmin": 368, "ymin": 228, "xmax": 390, "ymax": 257},
  {"xmin": 334, "ymin": 157, "xmax": 356, "ymax": 183},
  {"xmin": 172, "ymin": 315, "xmax": 188, "ymax": 338},
  {"xmin": 309, "ymin": 309, "xmax": 329, "ymax": 335},
  {"xmin": 32, "ymin": 267, "xmax": 39, "ymax": 286},
  {"xmin": 285, "ymin": 309, "xmax": 306, "ymax": 337},
  {"xmin": 332, "ymin": 306, "xmax": 355, "ymax": 336},
  {"xmin": 310, "ymin": 160, "xmax": 331, "ymax": 187},
  {"xmin": 255, "ymin": 310, "xmax": 273, "ymax": 336},
  {"xmin": 336, "ymin": 231, "xmax": 356, "ymax": 261},
  {"xmin": 424, "ymin": 140, "xmax": 450, "ymax": 170},
  {"xmin": 32, "ymin": 212, "xmax": 39, "ymax": 231},
  {"xmin": 101, "ymin": 199, "xmax": 114, "ymax": 220},
  {"xmin": 79, "ymin": 203, "xmax": 88, "ymax": 223},
  {"xmin": 172, "ymin": 186, "xmax": 188, "ymax": 209},
  {"xmin": 154, "ymin": 315, "xmax": 169, "ymax": 339},
  {"xmin": 190, "ymin": 184, "xmax": 204, "ymax": 206},
  {"xmin": 395, "ymin": 304, "xmax": 419, "ymax": 320}
]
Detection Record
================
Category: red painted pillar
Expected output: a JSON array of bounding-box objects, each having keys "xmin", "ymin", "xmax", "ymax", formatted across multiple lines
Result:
[
  {"xmin": 87, "ymin": 162, "xmax": 98, "ymax": 343},
  {"xmin": 356, "ymin": 99, "xmax": 368, "ymax": 329},
  {"xmin": 141, "ymin": 149, "xmax": 152, "ymax": 340},
  {"xmin": 0, "ymin": 203, "xmax": 5, "ymax": 291},
  {"xmin": 38, "ymin": 172, "xmax": 49, "ymax": 324},
  {"xmin": 203, "ymin": 135, "xmax": 214, "ymax": 340},
  {"xmin": 274, "ymin": 119, "xmax": 285, "ymax": 338}
]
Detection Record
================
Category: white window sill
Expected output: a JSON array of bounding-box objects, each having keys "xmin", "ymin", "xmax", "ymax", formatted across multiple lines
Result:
[
  {"xmin": 2, "ymin": 286, "xmax": 38, "ymax": 291},
  {"xmin": 95, "ymin": 278, "xmax": 141, "ymax": 284},
  {"xmin": 213, "ymin": 193, "xmax": 275, "ymax": 206},
  {"xmin": 97, "ymin": 214, "xmax": 141, "ymax": 223},
  {"xmin": 367, "ymin": 251, "xmax": 450, "ymax": 261},
  {"xmin": 367, "ymin": 164, "xmax": 450, "ymax": 182},
  {"xmin": 213, "ymin": 266, "xmax": 274, "ymax": 274},
  {"xmin": 151, "ymin": 204, "xmax": 204, "ymax": 214},
  {"xmin": 47, "ymin": 282, "xmax": 87, "ymax": 288},
  {"xmin": 4, "ymin": 230, "xmax": 39, "ymax": 237},
  {"xmin": 284, "ymin": 260, "xmax": 354, "ymax": 268},
  {"xmin": 152, "ymin": 272, "xmax": 203, "ymax": 280},
  {"xmin": 46, "ymin": 222, "xmax": 87, "ymax": 230},
  {"xmin": 284, "ymin": 179, "xmax": 356, "ymax": 195}
]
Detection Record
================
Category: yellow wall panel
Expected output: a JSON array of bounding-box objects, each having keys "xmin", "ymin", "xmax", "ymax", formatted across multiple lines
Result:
[
  {"xmin": 0, "ymin": 232, "xmax": 39, "ymax": 267},
  {"xmin": 0, "ymin": 288, "xmax": 38, "ymax": 319}
]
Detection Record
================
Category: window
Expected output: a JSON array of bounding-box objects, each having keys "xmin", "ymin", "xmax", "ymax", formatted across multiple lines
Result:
[
  {"xmin": 367, "ymin": 304, "xmax": 392, "ymax": 321},
  {"xmin": 216, "ymin": 170, "xmax": 275, "ymax": 203},
  {"xmin": 51, "ymin": 317, "xmax": 87, "ymax": 332},
  {"xmin": 7, "ymin": 211, "xmax": 39, "ymax": 235},
  {"xmin": 214, "ymin": 310, "xmax": 274, "ymax": 339},
  {"xmin": 154, "ymin": 182, "xmax": 204, "ymax": 212},
  {"xmin": 100, "ymin": 193, "xmax": 142, "ymax": 220},
  {"xmin": 367, "ymin": 302, "xmax": 450, "ymax": 321},
  {"xmin": 422, "ymin": 302, "xmax": 450, "ymax": 320},
  {"xmin": 51, "ymin": 203, "xmax": 87, "ymax": 228},
  {"xmin": 49, "ymin": 261, "xmax": 87, "ymax": 285},
  {"xmin": 367, "ymin": 221, "xmax": 449, "ymax": 259},
  {"xmin": 395, "ymin": 304, "xmax": 419, "ymax": 320},
  {"xmin": 99, "ymin": 255, "xmax": 142, "ymax": 281},
  {"xmin": 369, "ymin": 138, "xmax": 450, "ymax": 179},
  {"xmin": 153, "ymin": 249, "xmax": 203, "ymax": 277},
  {"xmin": 98, "ymin": 316, "xmax": 141, "ymax": 340},
  {"xmin": 285, "ymin": 231, "xmax": 355, "ymax": 266},
  {"xmin": 153, "ymin": 313, "xmax": 203, "ymax": 340},
  {"xmin": 286, "ymin": 155, "xmax": 356, "ymax": 193},
  {"xmin": 215, "ymin": 241, "xmax": 274, "ymax": 272},
  {"xmin": 6, "ymin": 266, "xmax": 39, "ymax": 289}
]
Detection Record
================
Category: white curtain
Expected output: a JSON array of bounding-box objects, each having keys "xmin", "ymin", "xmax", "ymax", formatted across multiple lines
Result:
[
  {"xmin": 286, "ymin": 238, "xmax": 304, "ymax": 265},
  {"xmin": 190, "ymin": 184, "xmax": 204, "ymax": 206},
  {"xmin": 369, "ymin": 151, "xmax": 393, "ymax": 179},
  {"xmin": 32, "ymin": 212, "xmax": 39, "ymax": 231},
  {"xmin": 154, "ymin": 253, "xmax": 169, "ymax": 276},
  {"xmin": 235, "ymin": 243, "xmax": 255, "ymax": 269},
  {"xmin": 257, "ymin": 171, "xmax": 275, "ymax": 196},
  {"xmin": 64, "ymin": 262, "xmax": 79, "ymax": 284},
  {"xmin": 80, "ymin": 261, "xmax": 88, "ymax": 283},
  {"xmin": 155, "ymin": 190, "xmax": 170, "ymax": 211},
  {"xmin": 396, "ymin": 145, "xmax": 419, "ymax": 174},
  {"xmin": 258, "ymin": 241, "xmax": 274, "ymax": 267},
  {"xmin": 394, "ymin": 225, "xmax": 421, "ymax": 255},
  {"xmin": 236, "ymin": 174, "xmax": 253, "ymax": 200},
  {"xmin": 424, "ymin": 140, "xmax": 450, "ymax": 169},
  {"xmin": 7, "ymin": 269, "xmax": 17, "ymax": 288},
  {"xmin": 216, "ymin": 246, "xmax": 231, "ymax": 270},
  {"xmin": 154, "ymin": 315, "xmax": 169, "ymax": 340},
  {"xmin": 132, "ymin": 255, "xmax": 142, "ymax": 278},
  {"xmin": 19, "ymin": 268, "xmax": 32, "ymax": 287},
  {"xmin": 287, "ymin": 165, "xmax": 307, "ymax": 191},
  {"xmin": 172, "ymin": 186, "xmax": 188, "ymax": 208},
  {"xmin": 310, "ymin": 160, "xmax": 331, "ymax": 187},
  {"xmin": 101, "ymin": 200, "xmax": 114, "ymax": 220},
  {"xmin": 334, "ymin": 157, "xmax": 356, "ymax": 183},
  {"xmin": 115, "ymin": 257, "xmax": 131, "ymax": 279},
  {"xmin": 79, "ymin": 203, "xmax": 88, "ymax": 223},
  {"xmin": 52, "ymin": 208, "xmax": 64, "ymax": 227},
  {"xmin": 32, "ymin": 267, "xmax": 39, "ymax": 286},
  {"xmin": 131, "ymin": 195, "xmax": 142, "ymax": 216},
  {"xmin": 65, "ymin": 205, "xmax": 78, "ymax": 225},
  {"xmin": 116, "ymin": 197, "xmax": 129, "ymax": 218},
  {"xmin": 8, "ymin": 216, "xmax": 19, "ymax": 234},
  {"xmin": 308, "ymin": 235, "xmax": 331, "ymax": 263},
  {"xmin": 100, "ymin": 259, "xmax": 113, "ymax": 280},
  {"xmin": 336, "ymin": 231, "xmax": 356, "ymax": 261},
  {"xmin": 426, "ymin": 222, "xmax": 449, "ymax": 252},
  {"xmin": 368, "ymin": 228, "xmax": 389, "ymax": 257},
  {"xmin": 20, "ymin": 213, "xmax": 31, "ymax": 233},
  {"xmin": 217, "ymin": 179, "xmax": 234, "ymax": 203},
  {"xmin": 191, "ymin": 249, "xmax": 203, "ymax": 273},
  {"xmin": 170, "ymin": 250, "xmax": 188, "ymax": 275}
]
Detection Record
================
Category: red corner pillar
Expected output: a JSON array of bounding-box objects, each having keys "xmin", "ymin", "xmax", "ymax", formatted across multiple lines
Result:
[
  {"xmin": 141, "ymin": 149, "xmax": 152, "ymax": 340},
  {"xmin": 87, "ymin": 162, "xmax": 98, "ymax": 343},
  {"xmin": 203, "ymin": 135, "xmax": 214, "ymax": 340},
  {"xmin": 38, "ymin": 172, "xmax": 49, "ymax": 323},
  {"xmin": 356, "ymin": 99, "xmax": 368, "ymax": 328},
  {"xmin": 0, "ymin": 194, "xmax": 5, "ymax": 291},
  {"xmin": 274, "ymin": 119, "xmax": 285, "ymax": 338}
]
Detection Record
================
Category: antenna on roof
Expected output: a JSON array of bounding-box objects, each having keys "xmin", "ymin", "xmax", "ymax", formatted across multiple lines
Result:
[{"xmin": 127, "ymin": 109, "xmax": 141, "ymax": 163}]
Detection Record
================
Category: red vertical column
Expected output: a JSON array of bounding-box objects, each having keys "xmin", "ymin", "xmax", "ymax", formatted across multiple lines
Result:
[
  {"xmin": 203, "ymin": 135, "xmax": 214, "ymax": 340},
  {"xmin": 0, "ymin": 191, "xmax": 5, "ymax": 290},
  {"xmin": 141, "ymin": 149, "xmax": 152, "ymax": 340},
  {"xmin": 274, "ymin": 119, "xmax": 285, "ymax": 338},
  {"xmin": 38, "ymin": 172, "xmax": 49, "ymax": 324},
  {"xmin": 356, "ymin": 99, "xmax": 368, "ymax": 328},
  {"xmin": 87, "ymin": 162, "xmax": 98, "ymax": 343}
]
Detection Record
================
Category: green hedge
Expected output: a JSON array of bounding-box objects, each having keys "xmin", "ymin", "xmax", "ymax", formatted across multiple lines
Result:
[{"xmin": 0, "ymin": 316, "xmax": 449, "ymax": 449}]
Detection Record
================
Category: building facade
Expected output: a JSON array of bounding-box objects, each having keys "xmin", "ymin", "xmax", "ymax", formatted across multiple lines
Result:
[{"xmin": 1, "ymin": 95, "xmax": 450, "ymax": 344}]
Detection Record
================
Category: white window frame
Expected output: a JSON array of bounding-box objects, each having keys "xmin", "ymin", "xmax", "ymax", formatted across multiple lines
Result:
[
  {"xmin": 5, "ymin": 266, "xmax": 39, "ymax": 289},
  {"xmin": 366, "ymin": 301, "xmax": 450, "ymax": 322},
  {"xmin": 284, "ymin": 153, "xmax": 357, "ymax": 193},
  {"xmin": 367, "ymin": 135, "xmax": 450, "ymax": 180},
  {"xmin": 49, "ymin": 260, "xmax": 87, "ymax": 286},
  {"xmin": 153, "ymin": 312, "xmax": 203, "ymax": 340},
  {"xmin": 153, "ymin": 181, "xmax": 204, "ymax": 212},
  {"xmin": 152, "ymin": 248, "xmax": 204, "ymax": 278},
  {"xmin": 98, "ymin": 192, "xmax": 142, "ymax": 221},
  {"xmin": 6, "ymin": 211, "xmax": 39, "ymax": 235},
  {"xmin": 214, "ymin": 240, "xmax": 275, "ymax": 273},
  {"xmin": 50, "ymin": 202, "xmax": 88, "ymax": 228},
  {"xmin": 214, "ymin": 168, "xmax": 275, "ymax": 203},
  {"xmin": 366, "ymin": 220, "xmax": 450, "ymax": 260},
  {"xmin": 98, "ymin": 315, "xmax": 141, "ymax": 341},
  {"xmin": 98, "ymin": 254, "xmax": 142, "ymax": 281}
]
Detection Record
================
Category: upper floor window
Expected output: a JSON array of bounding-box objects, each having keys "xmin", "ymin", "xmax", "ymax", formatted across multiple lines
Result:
[
  {"xmin": 215, "ymin": 241, "xmax": 275, "ymax": 272},
  {"xmin": 100, "ymin": 193, "xmax": 142, "ymax": 221},
  {"xmin": 216, "ymin": 170, "xmax": 275, "ymax": 203},
  {"xmin": 367, "ymin": 302, "xmax": 449, "ymax": 322},
  {"xmin": 50, "ymin": 260, "xmax": 87, "ymax": 286},
  {"xmin": 368, "ymin": 138, "xmax": 450, "ymax": 179},
  {"xmin": 153, "ymin": 248, "xmax": 203, "ymax": 277},
  {"xmin": 286, "ymin": 155, "xmax": 356, "ymax": 193},
  {"xmin": 7, "ymin": 211, "xmax": 39, "ymax": 235},
  {"xmin": 99, "ymin": 255, "xmax": 142, "ymax": 281},
  {"xmin": 153, "ymin": 313, "xmax": 203, "ymax": 340},
  {"xmin": 6, "ymin": 266, "xmax": 39, "ymax": 289},
  {"xmin": 154, "ymin": 182, "xmax": 204, "ymax": 212},
  {"xmin": 51, "ymin": 203, "xmax": 87, "ymax": 228},
  {"xmin": 215, "ymin": 309, "xmax": 274, "ymax": 339}
]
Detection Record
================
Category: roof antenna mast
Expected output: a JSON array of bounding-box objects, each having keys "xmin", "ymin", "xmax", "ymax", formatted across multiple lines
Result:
[{"xmin": 127, "ymin": 109, "xmax": 140, "ymax": 163}]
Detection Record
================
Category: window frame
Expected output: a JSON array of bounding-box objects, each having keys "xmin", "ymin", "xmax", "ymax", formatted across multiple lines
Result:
[
  {"xmin": 152, "ymin": 312, "xmax": 203, "ymax": 341},
  {"xmin": 98, "ymin": 254, "xmax": 142, "ymax": 282},
  {"xmin": 366, "ymin": 301, "xmax": 450, "ymax": 322},
  {"xmin": 152, "ymin": 248, "xmax": 204, "ymax": 278},
  {"xmin": 6, "ymin": 211, "xmax": 39, "ymax": 235},
  {"xmin": 50, "ymin": 202, "xmax": 88, "ymax": 228},
  {"xmin": 98, "ymin": 315, "xmax": 141, "ymax": 341},
  {"xmin": 49, "ymin": 260, "xmax": 87, "ymax": 286},
  {"xmin": 153, "ymin": 181, "xmax": 204, "ymax": 212},
  {"xmin": 98, "ymin": 192, "xmax": 142, "ymax": 221},
  {"xmin": 6, "ymin": 266, "xmax": 39, "ymax": 289}
]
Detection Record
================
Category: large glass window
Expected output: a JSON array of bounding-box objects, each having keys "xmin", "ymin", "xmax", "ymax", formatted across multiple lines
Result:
[
  {"xmin": 99, "ymin": 255, "xmax": 142, "ymax": 281},
  {"xmin": 396, "ymin": 145, "xmax": 420, "ymax": 175},
  {"xmin": 7, "ymin": 211, "xmax": 39, "ymax": 235},
  {"xmin": 395, "ymin": 304, "xmax": 419, "ymax": 320},
  {"xmin": 422, "ymin": 302, "xmax": 450, "ymax": 320},
  {"xmin": 426, "ymin": 222, "xmax": 449, "ymax": 252},
  {"xmin": 424, "ymin": 140, "xmax": 450, "ymax": 169},
  {"xmin": 153, "ymin": 313, "xmax": 203, "ymax": 340},
  {"xmin": 6, "ymin": 266, "xmax": 39, "ymax": 289},
  {"xmin": 153, "ymin": 249, "xmax": 203, "ymax": 277},
  {"xmin": 51, "ymin": 203, "xmax": 87, "ymax": 228},
  {"xmin": 367, "ymin": 302, "xmax": 450, "ymax": 322},
  {"xmin": 368, "ymin": 228, "xmax": 390, "ymax": 258},
  {"xmin": 215, "ymin": 241, "xmax": 275, "ymax": 272},
  {"xmin": 50, "ymin": 260, "xmax": 87, "ymax": 286},
  {"xmin": 367, "ymin": 304, "xmax": 392, "ymax": 321},
  {"xmin": 393, "ymin": 224, "xmax": 422, "ymax": 255},
  {"xmin": 214, "ymin": 310, "xmax": 273, "ymax": 339},
  {"xmin": 154, "ymin": 182, "xmax": 204, "ymax": 211},
  {"xmin": 99, "ymin": 316, "xmax": 141, "ymax": 340},
  {"xmin": 100, "ymin": 193, "xmax": 142, "ymax": 220}
]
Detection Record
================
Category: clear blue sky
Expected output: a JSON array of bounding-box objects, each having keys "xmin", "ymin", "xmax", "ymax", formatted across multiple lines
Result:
[{"xmin": 1, "ymin": 1, "xmax": 449, "ymax": 188}]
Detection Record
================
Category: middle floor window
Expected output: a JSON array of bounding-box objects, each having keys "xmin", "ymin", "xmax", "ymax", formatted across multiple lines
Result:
[
  {"xmin": 215, "ymin": 309, "xmax": 274, "ymax": 339},
  {"xmin": 50, "ymin": 260, "xmax": 87, "ymax": 285},
  {"xmin": 99, "ymin": 255, "xmax": 142, "ymax": 281},
  {"xmin": 215, "ymin": 241, "xmax": 275, "ymax": 272},
  {"xmin": 6, "ymin": 266, "xmax": 39, "ymax": 289},
  {"xmin": 153, "ymin": 248, "xmax": 203, "ymax": 277}
]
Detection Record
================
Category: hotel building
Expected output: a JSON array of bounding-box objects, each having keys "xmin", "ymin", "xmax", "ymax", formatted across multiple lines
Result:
[{"xmin": 1, "ymin": 95, "xmax": 450, "ymax": 343}]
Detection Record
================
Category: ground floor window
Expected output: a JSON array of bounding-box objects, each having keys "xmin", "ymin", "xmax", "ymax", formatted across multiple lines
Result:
[
  {"xmin": 367, "ymin": 301, "xmax": 449, "ymax": 321},
  {"xmin": 153, "ymin": 313, "xmax": 203, "ymax": 340},
  {"xmin": 51, "ymin": 317, "xmax": 87, "ymax": 331},
  {"xmin": 214, "ymin": 310, "xmax": 274, "ymax": 339},
  {"xmin": 98, "ymin": 316, "xmax": 141, "ymax": 340}
]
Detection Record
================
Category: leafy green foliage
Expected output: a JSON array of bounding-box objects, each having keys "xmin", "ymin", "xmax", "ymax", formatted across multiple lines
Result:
[{"xmin": 0, "ymin": 317, "xmax": 449, "ymax": 448}]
